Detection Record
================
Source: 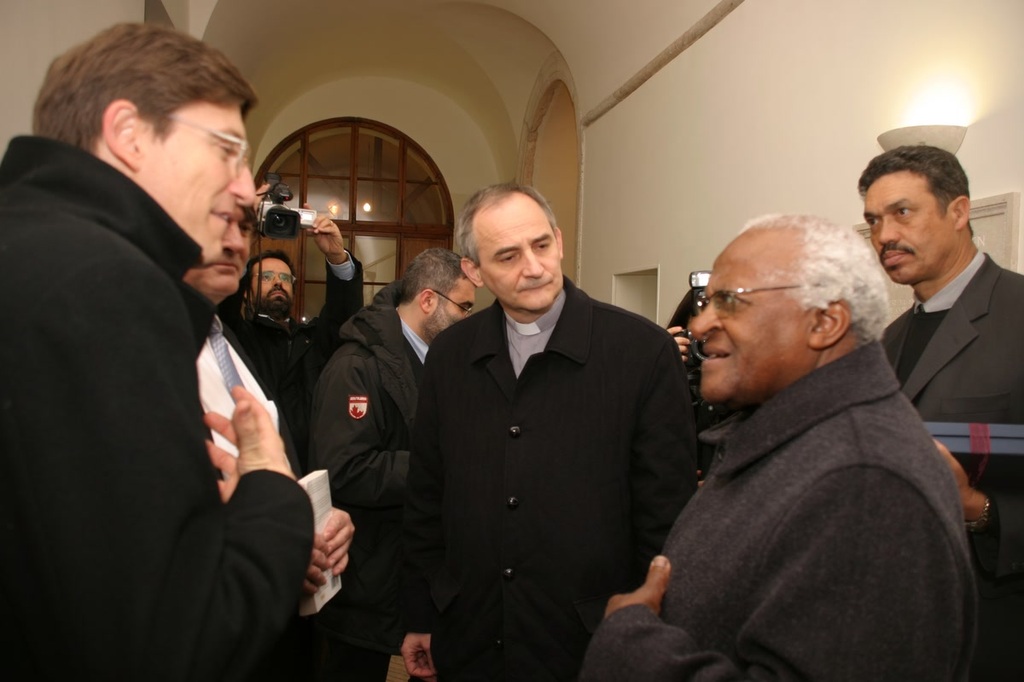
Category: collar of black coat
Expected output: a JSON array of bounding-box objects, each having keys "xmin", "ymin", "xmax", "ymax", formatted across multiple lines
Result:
[
  {"xmin": 701, "ymin": 341, "xmax": 901, "ymax": 478},
  {"xmin": 341, "ymin": 282, "xmax": 404, "ymax": 350},
  {"xmin": 0, "ymin": 136, "xmax": 203, "ymax": 280},
  {"xmin": 468, "ymin": 276, "xmax": 591, "ymax": 366},
  {"xmin": 2, "ymin": 136, "xmax": 214, "ymax": 353}
]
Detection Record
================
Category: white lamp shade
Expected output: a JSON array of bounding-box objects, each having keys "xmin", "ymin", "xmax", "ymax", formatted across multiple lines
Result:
[{"xmin": 877, "ymin": 125, "xmax": 967, "ymax": 154}]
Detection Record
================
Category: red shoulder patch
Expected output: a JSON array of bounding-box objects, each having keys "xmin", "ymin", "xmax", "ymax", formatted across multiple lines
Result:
[{"xmin": 348, "ymin": 395, "xmax": 369, "ymax": 420}]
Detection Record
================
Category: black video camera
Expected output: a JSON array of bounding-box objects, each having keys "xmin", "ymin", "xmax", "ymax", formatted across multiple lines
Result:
[{"xmin": 257, "ymin": 173, "xmax": 316, "ymax": 239}]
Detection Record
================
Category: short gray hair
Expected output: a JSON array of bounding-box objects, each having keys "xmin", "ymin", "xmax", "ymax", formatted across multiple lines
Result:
[
  {"xmin": 740, "ymin": 214, "xmax": 889, "ymax": 345},
  {"xmin": 455, "ymin": 183, "xmax": 558, "ymax": 263}
]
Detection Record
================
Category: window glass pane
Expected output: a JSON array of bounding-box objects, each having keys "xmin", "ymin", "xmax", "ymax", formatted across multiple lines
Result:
[
  {"xmin": 308, "ymin": 128, "xmax": 352, "ymax": 176},
  {"xmin": 404, "ymin": 183, "xmax": 445, "ymax": 224},
  {"xmin": 363, "ymin": 284, "xmax": 387, "ymax": 305},
  {"xmin": 269, "ymin": 140, "xmax": 302, "ymax": 175},
  {"xmin": 406, "ymin": 148, "xmax": 436, "ymax": 183},
  {"xmin": 355, "ymin": 181, "xmax": 399, "ymax": 222},
  {"xmin": 357, "ymin": 130, "xmax": 399, "ymax": 180},
  {"xmin": 354, "ymin": 235, "xmax": 397, "ymax": 284},
  {"xmin": 307, "ymin": 178, "xmax": 350, "ymax": 220},
  {"xmin": 303, "ymin": 233, "xmax": 350, "ymax": 280},
  {"xmin": 302, "ymin": 282, "xmax": 325, "ymax": 322}
]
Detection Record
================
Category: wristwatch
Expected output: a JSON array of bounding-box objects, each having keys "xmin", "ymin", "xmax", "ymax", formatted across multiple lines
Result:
[{"xmin": 965, "ymin": 495, "xmax": 992, "ymax": 534}]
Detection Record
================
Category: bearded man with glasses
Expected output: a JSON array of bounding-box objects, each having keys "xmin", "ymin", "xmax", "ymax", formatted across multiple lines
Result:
[
  {"xmin": 581, "ymin": 214, "xmax": 976, "ymax": 681},
  {"xmin": 309, "ymin": 248, "xmax": 474, "ymax": 682},
  {"xmin": 218, "ymin": 231, "xmax": 364, "ymax": 474}
]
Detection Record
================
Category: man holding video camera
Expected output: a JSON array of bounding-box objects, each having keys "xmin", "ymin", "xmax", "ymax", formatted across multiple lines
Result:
[{"xmin": 219, "ymin": 192, "xmax": 364, "ymax": 473}]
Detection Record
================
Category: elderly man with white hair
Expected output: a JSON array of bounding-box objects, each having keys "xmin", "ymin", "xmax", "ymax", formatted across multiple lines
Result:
[{"xmin": 580, "ymin": 214, "xmax": 977, "ymax": 681}]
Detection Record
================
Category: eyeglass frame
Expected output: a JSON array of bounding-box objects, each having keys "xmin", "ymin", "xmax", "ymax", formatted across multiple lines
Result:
[
  {"xmin": 430, "ymin": 288, "xmax": 473, "ymax": 315},
  {"xmin": 695, "ymin": 285, "xmax": 805, "ymax": 317},
  {"xmin": 258, "ymin": 270, "xmax": 296, "ymax": 285},
  {"xmin": 167, "ymin": 114, "xmax": 250, "ymax": 175}
]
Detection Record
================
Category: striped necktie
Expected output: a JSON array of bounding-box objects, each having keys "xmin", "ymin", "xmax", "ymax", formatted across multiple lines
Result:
[{"xmin": 209, "ymin": 317, "xmax": 244, "ymax": 397}]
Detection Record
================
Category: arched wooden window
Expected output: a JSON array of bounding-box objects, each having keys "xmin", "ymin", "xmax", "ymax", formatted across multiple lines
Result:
[{"xmin": 255, "ymin": 118, "xmax": 454, "ymax": 320}]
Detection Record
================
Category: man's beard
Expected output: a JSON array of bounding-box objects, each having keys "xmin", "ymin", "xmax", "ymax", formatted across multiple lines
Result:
[
  {"xmin": 260, "ymin": 289, "xmax": 292, "ymax": 321},
  {"xmin": 422, "ymin": 305, "xmax": 459, "ymax": 345}
]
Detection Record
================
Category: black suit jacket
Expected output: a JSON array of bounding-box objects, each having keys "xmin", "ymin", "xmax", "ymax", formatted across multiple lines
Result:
[
  {"xmin": 884, "ymin": 254, "xmax": 1024, "ymax": 679},
  {"xmin": 220, "ymin": 323, "xmax": 302, "ymax": 475}
]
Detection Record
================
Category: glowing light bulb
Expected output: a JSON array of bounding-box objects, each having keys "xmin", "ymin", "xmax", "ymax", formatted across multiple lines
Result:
[
  {"xmin": 362, "ymin": 202, "xmax": 372, "ymax": 213},
  {"xmin": 902, "ymin": 80, "xmax": 973, "ymax": 127}
]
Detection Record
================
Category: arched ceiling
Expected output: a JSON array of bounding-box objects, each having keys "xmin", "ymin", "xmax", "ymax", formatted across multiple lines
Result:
[
  {"xmin": 196, "ymin": 0, "xmax": 723, "ymax": 172},
  {"xmin": 202, "ymin": 0, "xmax": 559, "ymax": 167}
]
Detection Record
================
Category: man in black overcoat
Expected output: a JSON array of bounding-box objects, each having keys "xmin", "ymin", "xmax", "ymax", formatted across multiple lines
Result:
[
  {"xmin": 1, "ymin": 23, "xmax": 313, "ymax": 680},
  {"xmin": 401, "ymin": 183, "xmax": 697, "ymax": 681}
]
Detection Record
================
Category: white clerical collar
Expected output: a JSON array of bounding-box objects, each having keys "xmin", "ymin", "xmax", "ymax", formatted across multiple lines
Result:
[
  {"xmin": 507, "ymin": 318, "xmax": 541, "ymax": 336},
  {"xmin": 504, "ymin": 289, "xmax": 566, "ymax": 336}
]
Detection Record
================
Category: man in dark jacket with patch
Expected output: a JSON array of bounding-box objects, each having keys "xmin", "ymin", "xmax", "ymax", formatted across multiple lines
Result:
[{"xmin": 310, "ymin": 248, "xmax": 474, "ymax": 681}]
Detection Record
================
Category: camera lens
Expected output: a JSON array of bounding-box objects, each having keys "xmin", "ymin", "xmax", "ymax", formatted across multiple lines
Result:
[
  {"xmin": 261, "ymin": 206, "xmax": 300, "ymax": 239},
  {"xmin": 685, "ymin": 329, "xmax": 708, "ymax": 365}
]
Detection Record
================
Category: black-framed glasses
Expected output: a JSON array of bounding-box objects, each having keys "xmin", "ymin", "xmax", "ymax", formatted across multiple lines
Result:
[
  {"xmin": 695, "ymin": 285, "xmax": 804, "ymax": 317},
  {"xmin": 168, "ymin": 114, "xmax": 250, "ymax": 175},
  {"xmin": 430, "ymin": 289, "xmax": 473, "ymax": 315}
]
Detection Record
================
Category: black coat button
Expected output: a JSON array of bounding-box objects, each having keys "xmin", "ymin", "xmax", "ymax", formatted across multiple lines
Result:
[
  {"xmin": 507, "ymin": 496, "xmax": 519, "ymax": 509},
  {"xmin": 509, "ymin": 426, "xmax": 521, "ymax": 438},
  {"xmin": 502, "ymin": 567, "xmax": 515, "ymax": 580}
]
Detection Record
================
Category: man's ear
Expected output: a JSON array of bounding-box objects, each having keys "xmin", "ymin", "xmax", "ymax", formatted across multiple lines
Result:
[
  {"xmin": 808, "ymin": 300, "xmax": 852, "ymax": 351},
  {"xmin": 462, "ymin": 257, "xmax": 484, "ymax": 288},
  {"xmin": 948, "ymin": 195, "xmax": 971, "ymax": 233},
  {"xmin": 97, "ymin": 99, "xmax": 146, "ymax": 173},
  {"xmin": 417, "ymin": 288, "xmax": 438, "ymax": 316}
]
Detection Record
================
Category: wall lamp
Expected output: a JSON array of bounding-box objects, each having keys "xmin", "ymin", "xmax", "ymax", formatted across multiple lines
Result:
[{"xmin": 877, "ymin": 124, "xmax": 967, "ymax": 154}]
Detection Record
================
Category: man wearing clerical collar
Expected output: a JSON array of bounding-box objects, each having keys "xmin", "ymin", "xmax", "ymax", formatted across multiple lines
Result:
[{"xmin": 401, "ymin": 183, "xmax": 697, "ymax": 682}]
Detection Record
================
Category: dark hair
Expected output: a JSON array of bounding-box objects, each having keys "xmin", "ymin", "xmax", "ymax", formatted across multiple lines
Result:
[
  {"xmin": 242, "ymin": 250, "xmax": 294, "ymax": 317},
  {"xmin": 455, "ymin": 183, "xmax": 558, "ymax": 264},
  {"xmin": 667, "ymin": 290, "xmax": 696, "ymax": 330},
  {"xmin": 34, "ymin": 23, "xmax": 257, "ymax": 151},
  {"xmin": 399, "ymin": 248, "xmax": 466, "ymax": 304},
  {"xmin": 240, "ymin": 205, "xmax": 257, "ymax": 234},
  {"xmin": 857, "ymin": 145, "xmax": 970, "ymax": 209}
]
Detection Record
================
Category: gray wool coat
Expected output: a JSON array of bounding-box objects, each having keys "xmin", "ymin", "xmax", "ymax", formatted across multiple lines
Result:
[{"xmin": 580, "ymin": 342, "xmax": 976, "ymax": 681}]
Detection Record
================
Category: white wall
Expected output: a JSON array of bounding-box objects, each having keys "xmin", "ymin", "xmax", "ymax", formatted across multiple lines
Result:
[
  {"xmin": 578, "ymin": 0, "xmax": 1024, "ymax": 324},
  {"xmin": 1, "ymin": 0, "xmax": 141, "ymax": 148}
]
